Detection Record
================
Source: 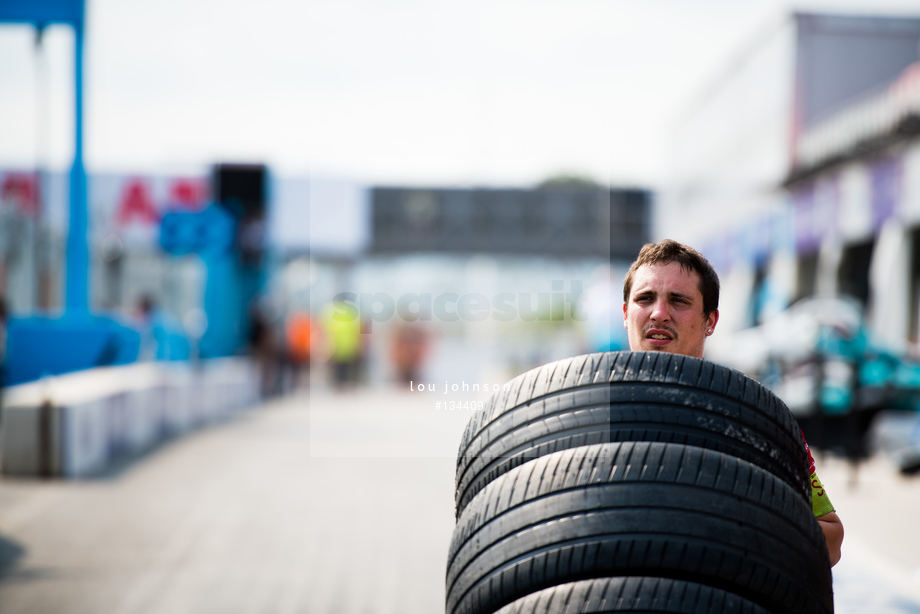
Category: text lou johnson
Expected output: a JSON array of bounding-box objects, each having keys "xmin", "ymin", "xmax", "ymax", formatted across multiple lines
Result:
[{"xmin": 409, "ymin": 381, "xmax": 513, "ymax": 394}]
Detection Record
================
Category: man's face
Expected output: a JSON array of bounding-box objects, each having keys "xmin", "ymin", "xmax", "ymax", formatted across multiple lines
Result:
[{"xmin": 623, "ymin": 261, "xmax": 718, "ymax": 359}]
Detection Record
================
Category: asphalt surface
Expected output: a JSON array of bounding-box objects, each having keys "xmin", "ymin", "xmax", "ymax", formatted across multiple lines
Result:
[
  {"xmin": 0, "ymin": 386, "xmax": 919, "ymax": 613},
  {"xmin": 813, "ymin": 452, "xmax": 920, "ymax": 613}
]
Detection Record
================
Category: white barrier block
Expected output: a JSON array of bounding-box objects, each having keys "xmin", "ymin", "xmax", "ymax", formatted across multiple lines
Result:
[
  {"xmin": 2, "ymin": 358, "xmax": 260, "ymax": 478},
  {"xmin": 61, "ymin": 398, "xmax": 109, "ymax": 478},
  {"xmin": 0, "ymin": 405, "xmax": 44, "ymax": 475}
]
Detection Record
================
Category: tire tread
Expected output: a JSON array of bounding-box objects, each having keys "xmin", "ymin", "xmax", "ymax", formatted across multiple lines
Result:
[
  {"xmin": 447, "ymin": 442, "xmax": 832, "ymax": 614},
  {"xmin": 456, "ymin": 352, "xmax": 809, "ymax": 516}
]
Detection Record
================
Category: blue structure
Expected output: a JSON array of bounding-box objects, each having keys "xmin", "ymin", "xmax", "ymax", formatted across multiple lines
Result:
[
  {"xmin": 159, "ymin": 199, "xmax": 265, "ymax": 359},
  {"xmin": 0, "ymin": 0, "xmax": 89, "ymax": 312},
  {"xmin": 0, "ymin": 1, "xmax": 187, "ymax": 385},
  {"xmin": 197, "ymin": 164, "xmax": 271, "ymax": 359},
  {"xmin": 1, "ymin": 8, "xmax": 268, "ymax": 384}
]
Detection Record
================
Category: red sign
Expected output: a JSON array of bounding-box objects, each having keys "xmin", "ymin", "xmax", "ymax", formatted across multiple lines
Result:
[
  {"xmin": 116, "ymin": 179, "xmax": 160, "ymax": 226},
  {"xmin": 1, "ymin": 173, "xmax": 40, "ymax": 217},
  {"xmin": 168, "ymin": 179, "xmax": 207, "ymax": 210}
]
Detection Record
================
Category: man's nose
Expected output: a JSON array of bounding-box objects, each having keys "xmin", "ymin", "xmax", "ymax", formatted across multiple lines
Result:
[{"xmin": 650, "ymin": 299, "xmax": 670, "ymax": 321}]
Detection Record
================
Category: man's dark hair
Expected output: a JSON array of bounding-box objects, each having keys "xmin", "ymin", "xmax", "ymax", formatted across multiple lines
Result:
[{"xmin": 623, "ymin": 239, "xmax": 720, "ymax": 317}]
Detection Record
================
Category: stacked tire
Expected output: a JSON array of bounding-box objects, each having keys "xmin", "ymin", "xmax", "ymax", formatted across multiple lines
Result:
[{"xmin": 447, "ymin": 351, "xmax": 834, "ymax": 614}]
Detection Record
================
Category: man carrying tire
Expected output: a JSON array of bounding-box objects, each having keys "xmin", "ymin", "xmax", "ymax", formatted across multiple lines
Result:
[{"xmin": 623, "ymin": 239, "xmax": 844, "ymax": 567}]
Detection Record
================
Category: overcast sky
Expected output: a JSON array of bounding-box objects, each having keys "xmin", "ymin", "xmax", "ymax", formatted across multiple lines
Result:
[{"xmin": 1, "ymin": 0, "xmax": 919, "ymax": 188}]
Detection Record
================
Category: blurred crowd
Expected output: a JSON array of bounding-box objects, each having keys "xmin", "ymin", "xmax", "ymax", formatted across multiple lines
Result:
[{"xmin": 245, "ymin": 298, "xmax": 431, "ymax": 399}]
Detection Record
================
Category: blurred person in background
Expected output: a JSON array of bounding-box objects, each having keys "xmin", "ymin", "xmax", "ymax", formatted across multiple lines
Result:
[
  {"xmin": 390, "ymin": 322, "xmax": 430, "ymax": 386},
  {"xmin": 623, "ymin": 239, "xmax": 843, "ymax": 567},
  {"xmin": 322, "ymin": 298, "xmax": 363, "ymax": 390},
  {"xmin": 285, "ymin": 310, "xmax": 315, "ymax": 389},
  {"xmin": 133, "ymin": 294, "xmax": 159, "ymax": 361},
  {"xmin": 249, "ymin": 300, "xmax": 280, "ymax": 399}
]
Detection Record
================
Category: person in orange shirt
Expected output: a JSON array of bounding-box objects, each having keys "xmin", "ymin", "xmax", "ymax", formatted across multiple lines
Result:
[
  {"xmin": 285, "ymin": 311, "xmax": 315, "ymax": 389},
  {"xmin": 390, "ymin": 323, "xmax": 430, "ymax": 386}
]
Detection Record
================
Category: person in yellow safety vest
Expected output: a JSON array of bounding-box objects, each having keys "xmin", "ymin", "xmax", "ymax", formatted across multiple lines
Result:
[{"xmin": 322, "ymin": 299, "xmax": 363, "ymax": 390}]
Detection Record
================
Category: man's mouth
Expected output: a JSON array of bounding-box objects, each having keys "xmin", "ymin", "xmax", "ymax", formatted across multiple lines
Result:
[{"xmin": 645, "ymin": 329, "xmax": 674, "ymax": 343}]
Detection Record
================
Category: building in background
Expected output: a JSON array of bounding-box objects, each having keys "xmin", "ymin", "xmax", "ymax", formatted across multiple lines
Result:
[
  {"xmin": 660, "ymin": 11, "xmax": 920, "ymax": 354},
  {"xmin": 370, "ymin": 186, "xmax": 648, "ymax": 259}
]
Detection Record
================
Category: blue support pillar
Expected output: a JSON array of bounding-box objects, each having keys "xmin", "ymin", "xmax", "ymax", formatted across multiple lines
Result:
[
  {"xmin": 66, "ymin": 17, "xmax": 88, "ymax": 311},
  {"xmin": 1, "ymin": 0, "xmax": 88, "ymax": 313}
]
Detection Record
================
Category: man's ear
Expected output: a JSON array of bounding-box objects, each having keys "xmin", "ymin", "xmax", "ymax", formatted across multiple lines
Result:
[
  {"xmin": 623, "ymin": 302, "xmax": 628, "ymax": 326},
  {"xmin": 706, "ymin": 309, "xmax": 719, "ymax": 333}
]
